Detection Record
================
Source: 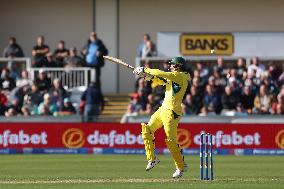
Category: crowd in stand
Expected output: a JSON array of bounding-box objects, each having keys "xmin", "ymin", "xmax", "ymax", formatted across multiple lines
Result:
[
  {"xmin": 0, "ymin": 32, "xmax": 107, "ymax": 119},
  {"xmin": 1, "ymin": 33, "xmax": 284, "ymax": 119},
  {"xmin": 124, "ymin": 34, "xmax": 284, "ymax": 118}
]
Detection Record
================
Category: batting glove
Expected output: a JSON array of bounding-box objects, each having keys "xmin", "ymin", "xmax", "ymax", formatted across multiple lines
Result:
[{"xmin": 133, "ymin": 67, "xmax": 145, "ymax": 76}]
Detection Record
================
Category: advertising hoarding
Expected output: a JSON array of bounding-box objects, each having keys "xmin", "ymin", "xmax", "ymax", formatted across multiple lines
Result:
[{"xmin": 0, "ymin": 123, "xmax": 283, "ymax": 155}]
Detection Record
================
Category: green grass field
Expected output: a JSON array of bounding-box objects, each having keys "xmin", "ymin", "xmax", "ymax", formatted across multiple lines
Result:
[{"xmin": 0, "ymin": 155, "xmax": 283, "ymax": 189}]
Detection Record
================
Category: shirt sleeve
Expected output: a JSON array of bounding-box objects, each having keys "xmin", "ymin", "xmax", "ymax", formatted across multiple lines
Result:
[
  {"xmin": 144, "ymin": 68, "xmax": 182, "ymax": 84},
  {"xmin": 151, "ymin": 76, "xmax": 167, "ymax": 86}
]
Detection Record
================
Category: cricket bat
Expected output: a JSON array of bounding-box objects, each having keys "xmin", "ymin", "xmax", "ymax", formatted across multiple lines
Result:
[{"xmin": 103, "ymin": 56, "xmax": 135, "ymax": 70}]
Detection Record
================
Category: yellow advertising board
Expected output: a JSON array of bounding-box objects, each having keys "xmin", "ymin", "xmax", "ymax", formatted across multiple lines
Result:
[{"xmin": 180, "ymin": 33, "xmax": 234, "ymax": 55}]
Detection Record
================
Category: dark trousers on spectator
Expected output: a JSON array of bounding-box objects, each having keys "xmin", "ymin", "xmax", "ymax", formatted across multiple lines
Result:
[
  {"xmin": 83, "ymin": 104, "xmax": 100, "ymax": 122},
  {"xmin": 95, "ymin": 66, "xmax": 101, "ymax": 89}
]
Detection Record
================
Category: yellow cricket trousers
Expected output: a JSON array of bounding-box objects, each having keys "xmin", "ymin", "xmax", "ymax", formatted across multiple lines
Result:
[{"xmin": 141, "ymin": 107, "xmax": 185, "ymax": 170}]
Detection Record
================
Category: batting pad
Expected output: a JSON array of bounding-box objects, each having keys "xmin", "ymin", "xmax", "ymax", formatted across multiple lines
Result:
[
  {"xmin": 141, "ymin": 123, "xmax": 155, "ymax": 161},
  {"xmin": 165, "ymin": 139, "xmax": 185, "ymax": 170}
]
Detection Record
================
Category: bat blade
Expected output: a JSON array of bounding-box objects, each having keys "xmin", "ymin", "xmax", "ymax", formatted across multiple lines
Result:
[{"xmin": 103, "ymin": 56, "xmax": 134, "ymax": 70}]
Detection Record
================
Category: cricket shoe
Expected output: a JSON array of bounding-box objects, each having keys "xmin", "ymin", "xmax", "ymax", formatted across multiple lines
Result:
[
  {"xmin": 172, "ymin": 163, "xmax": 188, "ymax": 179},
  {"xmin": 145, "ymin": 157, "xmax": 160, "ymax": 171}
]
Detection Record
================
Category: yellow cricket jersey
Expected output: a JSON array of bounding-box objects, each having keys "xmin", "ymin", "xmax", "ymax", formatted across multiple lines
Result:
[{"xmin": 144, "ymin": 68, "xmax": 191, "ymax": 115}]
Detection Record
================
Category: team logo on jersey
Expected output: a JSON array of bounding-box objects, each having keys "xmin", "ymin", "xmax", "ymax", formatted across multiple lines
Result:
[
  {"xmin": 62, "ymin": 128, "xmax": 85, "ymax": 148},
  {"xmin": 172, "ymin": 82, "xmax": 181, "ymax": 95},
  {"xmin": 275, "ymin": 129, "xmax": 284, "ymax": 149},
  {"xmin": 177, "ymin": 128, "xmax": 191, "ymax": 148}
]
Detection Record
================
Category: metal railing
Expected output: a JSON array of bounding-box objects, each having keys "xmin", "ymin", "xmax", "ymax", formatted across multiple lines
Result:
[
  {"xmin": 30, "ymin": 67, "xmax": 95, "ymax": 89},
  {"xmin": 0, "ymin": 57, "xmax": 31, "ymax": 70},
  {"xmin": 0, "ymin": 57, "xmax": 95, "ymax": 89}
]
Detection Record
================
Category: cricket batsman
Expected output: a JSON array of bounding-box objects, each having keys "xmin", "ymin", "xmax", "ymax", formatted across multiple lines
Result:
[{"xmin": 133, "ymin": 57, "xmax": 191, "ymax": 178}]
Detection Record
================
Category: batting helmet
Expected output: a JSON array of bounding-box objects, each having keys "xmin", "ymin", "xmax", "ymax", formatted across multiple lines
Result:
[{"xmin": 169, "ymin": 57, "xmax": 186, "ymax": 66}]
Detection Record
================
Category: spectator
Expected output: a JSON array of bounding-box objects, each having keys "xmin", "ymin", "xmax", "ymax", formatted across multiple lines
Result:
[
  {"xmin": 127, "ymin": 93, "xmax": 143, "ymax": 114},
  {"xmin": 44, "ymin": 53, "xmax": 57, "ymax": 67},
  {"xmin": 182, "ymin": 94, "xmax": 194, "ymax": 115},
  {"xmin": 280, "ymin": 87, "xmax": 284, "ymax": 97},
  {"xmin": 190, "ymin": 85, "xmax": 203, "ymax": 114},
  {"xmin": 279, "ymin": 72, "xmax": 284, "ymax": 87},
  {"xmin": 0, "ymin": 88, "xmax": 7, "ymax": 115},
  {"xmin": 27, "ymin": 83, "xmax": 43, "ymax": 105},
  {"xmin": 227, "ymin": 76, "xmax": 241, "ymax": 95},
  {"xmin": 134, "ymin": 77, "xmax": 151, "ymax": 110},
  {"xmin": 199, "ymin": 104, "xmax": 216, "ymax": 116},
  {"xmin": 267, "ymin": 63, "xmax": 282, "ymax": 82},
  {"xmin": 145, "ymin": 94, "xmax": 160, "ymax": 114},
  {"xmin": 37, "ymin": 93, "xmax": 58, "ymax": 116},
  {"xmin": 213, "ymin": 57, "xmax": 228, "ymax": 78},
  {"xmin": 135, "ymin": 76, "xmax": 149, "ymax": 92},
  {"xmin": 248, "ymin": 67, "xmax": 262, "ymax": 88},
  {"xmin": 54, "ymin": 40, "xmax": 69, "ymax": 67},
  {"xmin": 6, "ymin": 99, "xmax": 22, "ymax": 115},
  {"xmin": 0, "ymin": 68, "xmax": 16, "ymax": 92},
  {"xmin": 2, "ymin": 37, "xmax": 24, "ymax": 58},
  {"xmin": 49, "ymin": 78, "xmax": 68, "ymax": 108},
  {"xmin": 212, "ymin": 68, "xmax": 226, "ymax": 93},
  {"xmin": 120, "ymin": 93, "xmax": 142, "ymax": 123},
  {"xmin": 143, "ymin": 41, "xmax": 156, "ymax": 58},
  {"xmin": 221, "ymin": 86, "xmax": 240, "ymax": 114},
  {"xmin": 244, "ymin": 77, "xmax": 259, "ymax": 95},
  {"xmin": 126, "ymin": 56, "xmax": 284, "ymax": 117},
  {"xmin": 21, "ymin": 106, "xmax": 31, "ymax": 117},
  {"xmin": 240, "ymin": 86, "xmax": 255, "ymax": 114},
  {"xmin": 25, "ymin": 83, "xmax": 43, "ymax": 115},
  {"xmin": 5, "ymin": 107, "xmax": 18, "ymax": 117},
  {"xmin": 58, "ymin": 97, "xmax": 76, "ymax": 116},
  {"xmin": 196, "ymin": 62, "xmax": 210, "ymax": 83},
  {"xmin": 81, "ymin": 82, "xmax": 104, "ymax": 122},
  {"xmin": 64, "ymin": 47, "xmax": 85, "ymax": 68},
  {"xmin": 162, "ymin": 60, "xmax": 171, "ymax": 72},
  {"xmin": 143, "ymin": 60, "xmax": 151, "ymax": 69},
  {"xmin": 247, "ymin": 57, "xmax": 265, "ymax": 78},
  {"xmin": 253, "ymin": 84, "xmax": 273, "ymax": 114},
  {"xmin": 271, "ymin": 93, "xmax": 284, "ymax": 115},
  {"xmin": 203, "ymin": 84, "xmax": 222, "ymax": 114},
  {"xmin": 208, "ymin": 75, "xmax": 222, "ymax": 95},
  {"xmin": 82, "ymin": 32, "xmax": 108, "ymax": 88},
  {"xmin": 228, "ymin": 68, "xmax": 241, "ymax": 87},
  {"xmin": 137, "ymin": 33, "xmax": 157, "ymax": 58},
  {"xmin": 16, "ymin": 70, "xmax": 33, "ymax": 87},
  {"xmin": 193, "ymin": 69, "xmax": 200, "ymax": 78},
  {"xmin": 235, "ymin": 103, "xmax": 249, "ymax": 116},
  {"xmin": 235, "ymin": 57, "xmax": 247, "ymax": 80},
  {"xmin": 262, "ymin": 76, "xmax": 278, "ymax": 95},
  {"xmin": 9, "ymin": 63, "xmax": 21, "ymax": 81},
  {"xmin": 137, "ymin": 87, "xmax": 149, "ymax": 111},
  {"xmin": 240, "ymin": 70, "xmax": 248, "ymax": 86},
  {"xmin": 9, "ymin": 85, "xmax": 30, "ymax": 108},
  {"xmin": 191, "ymin": 76, "xmax": 204, "ymax": 95},
  {"xmin": 276, "ymin": 93, "xmax": 284, "ymax": 114},
  {"xmin": 34, "ymin": 69, "xmax": 51, "ymax": 94},
  {"xmin": 32, "ymin": 35, "xmax": 50, "ymax": 67},
  {"xmin": 143, "ymin": 103, "xmax": 154, "ymax": 115}
]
